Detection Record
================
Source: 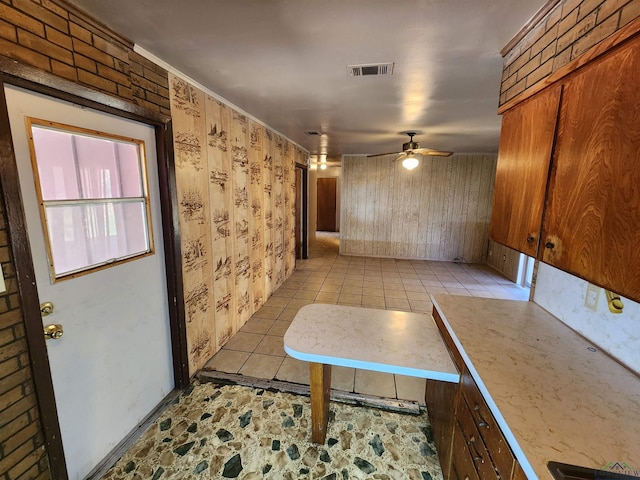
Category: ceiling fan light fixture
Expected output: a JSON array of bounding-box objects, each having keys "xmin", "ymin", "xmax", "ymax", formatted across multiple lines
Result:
[
  {"xmin": 320, "ymin": 163, "xmax": 327, "ymax": 170},
  {"xmin": 402, "ymin": 155, "xmax": 419, "ymax": 170}
]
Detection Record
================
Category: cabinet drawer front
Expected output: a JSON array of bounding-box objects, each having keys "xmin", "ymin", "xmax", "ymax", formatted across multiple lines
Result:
[
  {"xmin": 457, "ymin": 396, "xmax": 501, "ymax": 480},
  {"xmin": 432, "ymin": 308, "xmax": 464, "ymax": 371},
  {"xmin": 452, "ymin": 423, "xmax": 481, "ymax": 480},
  {"xmin": 461, "ymin": 373, "xmax": 514, "ymax": 479}
]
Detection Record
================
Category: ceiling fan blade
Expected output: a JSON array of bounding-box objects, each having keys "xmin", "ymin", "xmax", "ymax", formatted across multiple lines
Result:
[
  {"xmin": 367, "ymin": 151, "xmax": 402, "ymax": 158},
  {"xmin": 414, "ymin": 148, "xmax": 454, "ymax": 157}
]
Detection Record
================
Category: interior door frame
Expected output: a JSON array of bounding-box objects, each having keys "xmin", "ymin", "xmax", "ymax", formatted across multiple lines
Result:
[
  {"xmin": 295, "ymin": 163, "xmax": 308, "ymax": 259},
  {"xmin": 0, "ymin": 56, "xmax": 188, "ymax": 480}
]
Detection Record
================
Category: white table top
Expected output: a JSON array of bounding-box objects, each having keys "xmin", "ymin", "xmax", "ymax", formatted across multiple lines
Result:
[{"xmin": 284, "ymin": 304, "xmax": 459, "ymax": 382}]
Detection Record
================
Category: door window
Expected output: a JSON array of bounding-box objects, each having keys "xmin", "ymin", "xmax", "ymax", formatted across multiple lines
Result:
[{"xmin": 26, "ymin": 118, "xmax": 154, "ymax": 281}]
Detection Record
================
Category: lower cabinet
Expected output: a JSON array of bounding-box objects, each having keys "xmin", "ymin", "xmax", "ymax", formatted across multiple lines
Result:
[{"xmin": 428, "ymin": 308, "xmax": 525, "ymax": 480}]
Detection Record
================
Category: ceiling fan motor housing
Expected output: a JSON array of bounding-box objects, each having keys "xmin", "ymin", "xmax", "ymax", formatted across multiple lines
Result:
[{"xmin": 402, "ymin": 140, "xmax": 420, "ymax": 151}]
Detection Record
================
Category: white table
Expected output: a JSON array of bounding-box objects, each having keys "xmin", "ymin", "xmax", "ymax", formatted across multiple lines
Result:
[{"xmin": 284, "ymin": 304, "xmax": 459, "ymax": 443}]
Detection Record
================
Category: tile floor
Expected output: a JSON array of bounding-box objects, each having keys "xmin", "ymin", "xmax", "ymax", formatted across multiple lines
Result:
[{"xmin": 203, "ymin": 232, "xmax": 529, "ymax": 405}]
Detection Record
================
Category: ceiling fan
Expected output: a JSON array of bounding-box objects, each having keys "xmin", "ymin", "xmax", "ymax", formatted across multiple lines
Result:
[{"xmin": 367, "ymin": 132, "xmax": 453, "ymax": 170}]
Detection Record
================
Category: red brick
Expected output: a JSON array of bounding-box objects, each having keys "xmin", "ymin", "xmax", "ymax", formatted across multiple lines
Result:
[
  {"xmin": 18, "ymin": 28, "xmax": 73, "ymax": 65},
  {"xmin": 0, "ymin": 309, "xmax": 22, "ymax": 330},
  {"xmin": 7, "ymin": 448, "xmax": 45, "ymax": 480},
  {"xmin": 552, "ymin": 46, "xmax": 573, "ymax": 71},
  {"xmin": 72, "ymin": 37, "xmax": 113, "ymax": 67},
  {"xmin": 525, "ymin": 58, "xmax": 552, "ymax": 87},
  {"xmin": 571, "ymin": 12, "xmax": 618, "ymax": 58},
  {"xmin": 0, "ymin": 36, "xmax": 51, "ymax": 73},
  {"xmin": 2, "ymin": 421, "xmax": 40, "ymax": 457},
  {"xmin": 0, "ymin": 18, "xmax": 17, "ymax": 41},
  {"xmin": 557, "ymin": 10, "xmax": 597, "ymax": 52},
  {"xmin": 69, "ymin": 20, "xmax": 91, "ymax": 43},
  {"xmin": 92, "ymin": 34, "xmax": 129, "ymax": 63},
  {"xmin": 12, "ymin": 0, "xmax": 68, "ymax": 33},
  {"xmin": 77, "ymin": 68, "xmax": 117, "ymax": 94},
  {"xmin": 45, "ymin": 24, "xmax": 72, "ymax": 49},
  {"xmin": 0, "ymin": 4, "xmax": 44, "ymax": 37},
  {"xmin": 73, "ymin": 52, "xmax": 96, "ymax": 73},
  {"xmin": 597, "ymin": 0, "xmax": 631, "ymax": 22},
  {"xmin": 42, "ymin": 0, "xmax": 68, "ymax": 19},
  {"xmin": 51, "ymin": 59, "xmax": 77, "ymax": 81},
  {"xmin": 97, "ymin": 62, "xmax": 130, "ymax": 86},
  {"xmin": 621, "ymin": 0, "xmax": 640, "ymax": 25}
]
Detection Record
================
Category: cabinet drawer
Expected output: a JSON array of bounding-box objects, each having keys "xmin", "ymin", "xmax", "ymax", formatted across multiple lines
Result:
[
  {"xmin": 461, "ymin": 373, "xmax": 514, "ymax": 479},
  {"xmin": 432, "ymin": 307, "xmax": 464, "ymax": 371},
  {"xmin": 457, "ymin": 395, "xmax": 500, "ymax": 480},
  {"xmin": 452, "ymin": 422, "xmax": 481, "ymax": 480}
]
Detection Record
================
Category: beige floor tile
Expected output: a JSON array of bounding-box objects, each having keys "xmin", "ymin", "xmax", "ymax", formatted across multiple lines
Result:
[
  {"xmin": 319, "ymin": 283, "xmax": 342, "ymax": 292},
  {"xmin": 340, "ymin": 285, "xmax": 363, "ymax": 295},
  {"xmin": 278, "ymin": 307, "xmax": 299, "ymax": 321},
  {"xmin": 409, "ymin": 300, "xmax": 433, "ymax": 313},
  {"xmin": 406, "ymin": 290, "xmax": 430, "ymax": 301},
  {"xmin": 446, "ymin": 288, "xmax": 471, "ymax": 296},
  {"xmin": 254, "ymin": 335, "xmax": 286, "ymax": 356},
  {"xmin": 264, "ymin": 296, "xmax": 292, "ymax": 308},
  {"xmin": 272, "ymin": 287, "xmax": 298, "ymax": 298},
  {"xmin": 362, "ymin": 287, "xmax": 384, "ymax": 297},
  {"xmin": 404, "ymin": 284, "xmax": 427, "ymax": 292},
  {"xmin": 240, "ymin": 317, "xmax": 275, "ymax": 334},
  {"xmin": 331, "ymin": 366, "xmax": 356, "ymax": 392},
  {"xmin": 395, "ymin": 375, "xmax": 426, "ymax": 405},
  {"xmin": 385, "ymin": 297, "xmax": 411, "ymax": 310},
  {"xmin": 384, "ymin": 288, "xmax": 407, "ymax": 299},
  {"xmin": 267, "ymin": 320, "xmax": 291, "ymax": 336},
  {"xmin": 315, "ymin": 291, "xmax": 339, "ymax": 303},
  {"xmin": 337, "ymin": 294, "xmax": 362, "ymax": 305},
  {"xmin": 293, "ymin": 289, "xmax": 317, "ymax": 299},
  {"xmin": 421, "ymin": 278, "xmax": 443, "ymax": 287},
  {"xmin": 203, "ymin": 349, "xmax": 250, "ymax": 373},
  {"xmin": 238, "ymin": 353, "xmax": 284, "ymax": 378},
  {"xmin": 354, "ymin": 370, "xmax": 396, "ymax": 398},
  {"xmin": 425, "ymin": 286, "xmax": 449, "ymax": 294},
  {"xmin": 275, "ymin": 356, "xmax": 310, "ymax": 385},
  {"xmin": 362, "ymin": 296, "xmax": 385, "ymax": 308},
  {"xmin": 223, "ymin": 331, "xmax": 264, "ymax": 352},
  {"xmin": 253, "ymin": 305, "xmax": 284, "ymax": 319},
  {"xmin": 287, "ymin": 298, "xmax": 314, "ymax": 310}
]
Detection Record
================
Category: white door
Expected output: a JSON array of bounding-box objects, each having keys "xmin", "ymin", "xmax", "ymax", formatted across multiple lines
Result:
[{"xmin": 4, "ymin": 85, "xmax": 174, "ymax": 479}]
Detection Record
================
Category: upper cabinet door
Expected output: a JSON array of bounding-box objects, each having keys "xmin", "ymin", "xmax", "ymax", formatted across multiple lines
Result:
[
  {"xmin": 541, "ymin": 36, "xmax": 640, "ymax": 302},
  {"xmin": 490, "ymin": 86, "xmax": 562, "ymax": 257}
]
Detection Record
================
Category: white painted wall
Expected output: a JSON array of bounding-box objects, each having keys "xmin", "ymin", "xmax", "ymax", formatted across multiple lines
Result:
[{"xmin": 533, "ymin": 263, "xmax": 640, "ymax": 375}]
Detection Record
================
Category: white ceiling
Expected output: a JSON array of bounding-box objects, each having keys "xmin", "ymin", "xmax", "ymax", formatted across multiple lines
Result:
[{"xmin": 67, "ymin": 0, "xmax": 543, "ymax": 158}]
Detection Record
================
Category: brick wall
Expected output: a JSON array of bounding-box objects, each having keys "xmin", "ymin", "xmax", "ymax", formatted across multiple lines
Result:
[
  {"xmin": 0, "ymin": 0, "xmax": 170, "ymax": 114},
  {"xmin": 0, "ymin": 186, "xmax": 49, "ymax": 480},
  {"xmin": 500, "ymin": 0, "xmax": 640, "ymax": 104},
  {"xmin": 0, "ymin": 1, "xmax": 173, "ymax": 478}
]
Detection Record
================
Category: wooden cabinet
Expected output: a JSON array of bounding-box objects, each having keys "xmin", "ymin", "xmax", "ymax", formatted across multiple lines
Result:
[
  {"xmin": 541, "ymin": 36, "xmax": 640, "ymax": 302},
  {"xmin": 490, "ymin": 86, "xmax": 561, "ymax": 257},
  {"xmin": 490, "ymin": 34, "xmax": 640, "ymax": 302}
]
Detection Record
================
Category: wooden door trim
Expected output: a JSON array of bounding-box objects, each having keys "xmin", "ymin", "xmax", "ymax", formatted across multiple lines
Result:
[
  {"xmin": 296, "ymin": 164, "xmax": 309, "ymax": 259},
  {"xmin": 0, "ymin": 57, "xmax": 188, "ymax": 479}
]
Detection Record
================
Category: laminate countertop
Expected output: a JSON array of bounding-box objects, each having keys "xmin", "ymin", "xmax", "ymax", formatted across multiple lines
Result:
[{"xmin": 431, "ymin": 294, "xmax": 640, "ymax": 480}]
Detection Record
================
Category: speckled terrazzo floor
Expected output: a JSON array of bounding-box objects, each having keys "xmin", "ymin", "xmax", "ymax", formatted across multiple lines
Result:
[{"xmin": 101, "ymin": 381, "xmax": 442, "ymax": 480}]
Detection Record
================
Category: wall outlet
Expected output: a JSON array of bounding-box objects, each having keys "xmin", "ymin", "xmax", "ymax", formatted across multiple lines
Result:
[{"xmin": 585, "ymin": 283, "xmax": 600, "ymax": 311}]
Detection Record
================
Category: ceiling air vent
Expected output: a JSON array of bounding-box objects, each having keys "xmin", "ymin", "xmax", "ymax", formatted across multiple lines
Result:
[
  {"xmin": 347, "ymin": 62, "xmax": 394, "ymax": 76},
  {"xmin": 304, "ymin": 130, "xmax": 323, "ymax": 136}
]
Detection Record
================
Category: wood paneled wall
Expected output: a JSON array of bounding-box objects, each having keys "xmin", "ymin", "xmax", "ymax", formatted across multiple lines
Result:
[
  {"xmin": 340, "ymin": 154, "xmax": 497, "ymax": 262},
  {"xmin": 169, "ymin": 74, "xmax": 303, "ymax": 374},
  {"xmin": 486, "ymin": 240, "xmax": 522, "ymax": 282}
]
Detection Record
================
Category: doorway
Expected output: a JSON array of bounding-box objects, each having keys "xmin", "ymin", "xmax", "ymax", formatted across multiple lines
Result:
[
  {"xmin": 294, "ymin": 164, "xmax": 308, "ymax": 259},
  {"xmin": 317, "ymin": 177, "xmax": 337, "ymax": 232}
]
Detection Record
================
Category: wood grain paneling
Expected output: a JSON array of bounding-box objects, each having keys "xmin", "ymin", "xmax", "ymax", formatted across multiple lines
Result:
[
  {"xmin": 541, "ymin": 36, "xmax": 640, "ymax": 302},
  {"xmin": 341, "ymin": 155, "xmax": 497, "ymax": 262},
  {"xmin": 486, "ymin": 240, "xmax": 522, "ymax": 283},
  {"xmin": 170, "ymin": 74, "xmax": 302, "ymax": 373},
  {"xmin": 490, "ymin": 86, "xmax": 561, "ymax": 258}
]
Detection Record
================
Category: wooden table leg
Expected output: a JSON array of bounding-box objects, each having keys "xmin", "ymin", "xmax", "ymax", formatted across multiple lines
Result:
[{"xmin": 309, "ymin": 362, "xmax": 331, "ymax": 444}]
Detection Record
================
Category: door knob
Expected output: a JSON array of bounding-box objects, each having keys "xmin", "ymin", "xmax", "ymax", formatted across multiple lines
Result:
[
  {"xmin": 40, "ymin": 301, "xmax": 54, "ymax": 316},
  {"xmin": 44, "ymin": 324, "xmax": 63, "ymax": 340}
]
